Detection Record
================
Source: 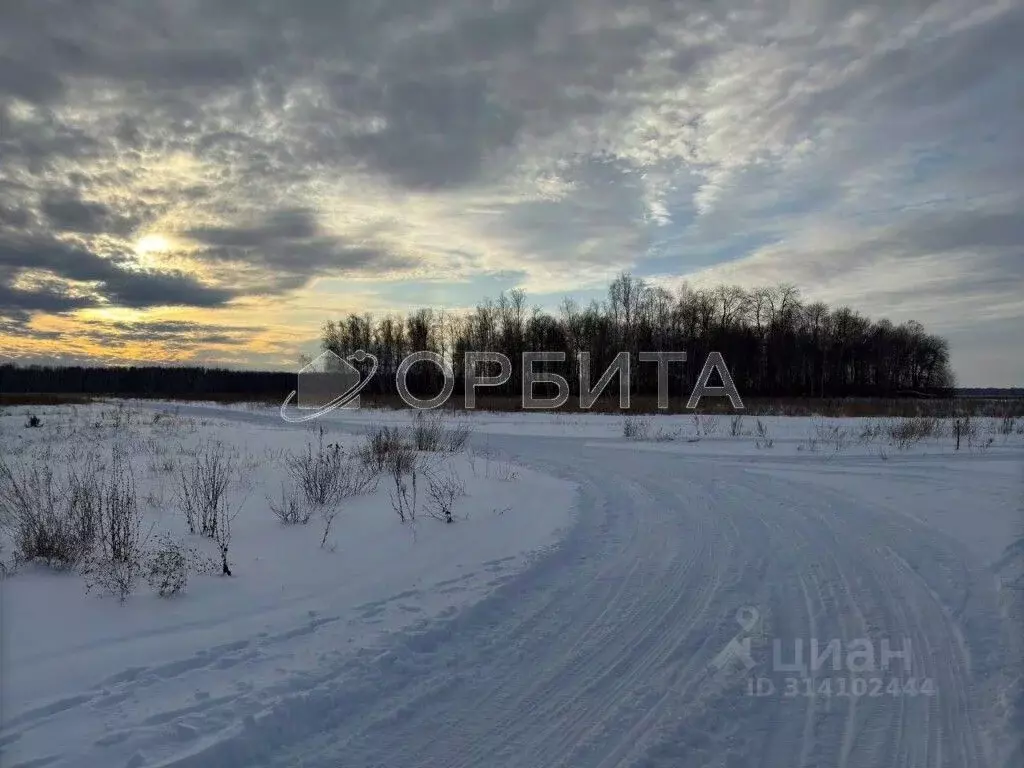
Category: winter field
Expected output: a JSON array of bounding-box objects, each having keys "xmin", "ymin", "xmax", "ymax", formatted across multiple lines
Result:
[{"xmin": 1, "ymin": 402, "xmax": 1022, "ymax": 768}]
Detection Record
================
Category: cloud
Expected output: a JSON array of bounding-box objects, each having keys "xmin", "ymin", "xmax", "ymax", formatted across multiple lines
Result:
[
  {"xmin": 75, "ymin": 319, "xmax": 261, "ymax": 346},
  {"xmin": 183, "ymin": 208, "xmax": 421, "ymax": 293},
  {"xmin": 0, "ymin": 0, "xmax": 1021, "ymax": 381},
  {"xmin": 0, "ymin": 283, "xmax": 94, "ymax": 317},
  {"xmin": 0, "ymin": 54, "xmax": 65, "ymax": 103},
  {"xmin": 0, "ymin": 233, "xmax": 237, "ymax": 310},
  {"xmin": 41, "ymin": 193, "xmax": 139, "ymax": 236}
]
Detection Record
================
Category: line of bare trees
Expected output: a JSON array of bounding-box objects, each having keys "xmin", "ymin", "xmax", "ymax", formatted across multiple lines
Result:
[
  {"xmin": 0, "ymin": 365, "xmax": 292, "ymax": 399},
  {"xmin": 322, "ymin": 274, "xmax": 954, "ymax": 399}
]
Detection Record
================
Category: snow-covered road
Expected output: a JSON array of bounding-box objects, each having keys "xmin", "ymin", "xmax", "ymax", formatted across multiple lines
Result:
[
  {"xmin": 157, "ymin": 409, "xmax": 1019, "ymax": 768},
  {"xmin": 4, "ymin": 406, "xmax": 1020, "ymax": 768}
]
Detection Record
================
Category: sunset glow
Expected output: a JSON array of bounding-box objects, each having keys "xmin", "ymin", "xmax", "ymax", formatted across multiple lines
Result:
[{"xmin": 0, "ymin": 1, "xmax": 1021, "ymax": 385}]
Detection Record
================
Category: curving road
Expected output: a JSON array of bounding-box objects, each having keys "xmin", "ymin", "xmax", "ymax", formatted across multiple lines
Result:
[{"xmin": 142, "ymin": 412, "xmax": 1017, "ymax": 768}]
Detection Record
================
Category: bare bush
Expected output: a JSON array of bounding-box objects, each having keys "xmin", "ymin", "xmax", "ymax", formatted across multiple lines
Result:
[
  {"xmin": 82, "ymin": 447, "xmax": 146, "ymax": 602},
  {"xmin": 315, "ymin": 463, "xmax": 373, "ymax": 548},
  {"xmin": 359, "ymin": 425, "xmax": 411, "ymax": 472},
  {"xmin": 177, "ymin": 441, "xmax": 235, "ymax": 538},
  {"xmin": 285, "ymin": 428, "xmax": 345, "ymax": 507},
  {"xmin": 951, "ymin": 413, "xmax": 976, "ymax": 451},
  {"xmin": 382, "ymin": 440, "xmax": 417, "ymax": 477},
  {"xmin": 339, "ymin": 458, "xmax": 379, "ymax": 498},
  {"xmin": 410, "ymin": 413, "xmax": 472, "ymax": 453},
  {"xmin": 653, "ymin": 427, "xmax": 683, "ymax": 442},
  {"xmin": 494, "ymin": 460, "xmax": 519, "ymax": 482},
  {"xmin": 693, "ymin": 414, "xmax": 720, "ymax": 436},
  {"xmin": 67, "ymin": 457, "xmax": 102, "ymax": 548},
  {"xmin": 730, "ymin": 414, "xmax": 745, "ymax": 437},
  {"xmin": 214, "ymin": 497, "xmax": 236, "ymax": 576},
  {"xmin": 442, "ymin": 422, "xmax": 473, "ymax": 453},
  {"xmin": 148, "ymin": 456, "xmax": 178, "ymax": 475},
  {"xmin": 887, "ymin": 416, "xmax": 940, "ymax": 450},
  {"xmin": 387, "ymin": 450, "xmax": 419, "ymax": 523},
  {"xmin": 754, "ymin": 419, "xmax": 774, "ymax": 449},
  {"xmin": 146, "ymin": 535, "xmax": 189, "ymax": 597},
  {"xmin": 0, "ymin": 458, "xmax": 97, "ymax": 570},
  {"xmin": 425, "ymin": 467, "xmax": 466, "ymax": 524},
  {"xmin": 268, "ymin": 483, "xmax": 312, "ymax": 525},
  {"xmin": 143, "ymin": 484, "xmax": 166, "ymax": 510},
  {"xmin": 97, "ymin": 447, "xmax": 143, "ymax": 563},
  {"xmin": 858, "ymin": 421, "xmax": 884, "ymax": 444},
  {"xmin": 973, "ymin": 435, "xmax": 995, "ymax": 453},
  {"xmin": 284, "ymin": 428, "xmax": 377, "ymax": 547},
  {"xmin": 888, "ymin": 420, "xmax": 918, "ymax": 450},
  {"xmin": 830, "ymin": 427, "xmax": 852, "ymax": 453},
  {"xmin": 319, "ymin": 503, "xmax": 342, "ymax": 548},
  {"xmin": 623, "ymin": 416, "xmax": 651, "ymax": 440},
  {"xmin": 411, "ymin": 412, "xmax": 445, "ymax": 451},
  {"xmin": 808, "ymin": 419, "xmax": 851, "ymax": 454}
]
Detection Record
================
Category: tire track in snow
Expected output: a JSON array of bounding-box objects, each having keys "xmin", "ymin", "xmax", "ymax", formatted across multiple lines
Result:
[
  {"xmin": 21, "ymin": 407, "xmax": 1008, "ymax": 768},
  {"xmin": 735, "ymin": 462, "xmax": 1001, "ymax": 768}
]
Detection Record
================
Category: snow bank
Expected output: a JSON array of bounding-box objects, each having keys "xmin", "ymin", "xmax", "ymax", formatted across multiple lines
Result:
[{"xmin": 0, "ymin": 404, "xmax": 575, "ymax": 767}]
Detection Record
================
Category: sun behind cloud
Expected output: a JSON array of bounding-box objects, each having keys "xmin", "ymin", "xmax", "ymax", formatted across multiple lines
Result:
[
  {"xmin": 134, "ymin": 234, "xmax": 172, "ymax": 256},
  {"xmin": 0, "ymin": 0, "xmax": 1021, "ymax": 383}
]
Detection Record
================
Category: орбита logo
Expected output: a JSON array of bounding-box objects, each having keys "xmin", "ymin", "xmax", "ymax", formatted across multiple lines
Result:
[
  {"xmin": 280, "ymin": 348, "xmax": 745, "ymax": 422},
  {"xmin": 280, "ymin": 349, "xmax": 378, "ymax": 423}
]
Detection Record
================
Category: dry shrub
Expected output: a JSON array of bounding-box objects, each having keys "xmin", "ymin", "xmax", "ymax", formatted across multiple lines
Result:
[{"xmin": 623, "ymin": 416, "xmax": 651, "ymax": 440}]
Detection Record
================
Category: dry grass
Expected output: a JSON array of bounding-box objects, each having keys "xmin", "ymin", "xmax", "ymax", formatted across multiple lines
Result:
[
  {"xmin": 0, "ymin": 393, "xmax": 97, "ymax": 406},
  {"xmin": 353, "ymin": 393, "xmax": 1024, "ymax": 418},
  {"xmin": 4, "ymin": 390, "xmax": 1020, "ymax": 418}
]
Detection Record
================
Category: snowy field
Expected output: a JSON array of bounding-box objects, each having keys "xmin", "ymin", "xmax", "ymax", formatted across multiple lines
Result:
[{"xmin": 1, "ymin": 402, "xmax": 1022, "ymax": 767}]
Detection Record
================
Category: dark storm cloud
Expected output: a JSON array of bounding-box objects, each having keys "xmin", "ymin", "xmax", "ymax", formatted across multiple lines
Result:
[
  {"xmin": 184, "ymin": 209, "xmax": 419, "ymax": 291},
  {"xmin": 0, "ymin": 283, "xmax": 95, "ymax": 315},
  {"xmin": 102, "ymin": 269, "xmax": 236, "ymax": 309},
  {"xmin": 41, "ymin": 194, "xmax": 137, "ymax": 236},
  {"xmin": 0, "ymin": 234, "xmax": 237, "ymax": 310},
  {"xmin": 0, "ymin": 257, "xmax": 95, "ymax": 331}
]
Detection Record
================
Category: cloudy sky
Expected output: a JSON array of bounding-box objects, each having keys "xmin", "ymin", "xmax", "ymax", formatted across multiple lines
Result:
[{"xmin": 1, "ymin": 0, "xmax": 1021, "ymax": 385}]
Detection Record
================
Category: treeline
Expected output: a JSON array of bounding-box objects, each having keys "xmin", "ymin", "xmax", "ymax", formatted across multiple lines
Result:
[
  {"xmin": 0, "ymin": 275, "xmax": 954, "ymax": 403},
  {"xmin": 322, "ymin": 274, "xmax": 954, "ymax": 400},
  {"xmin": 0, "ymin": 364, "xmax": 291, "ymax": 400}
]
